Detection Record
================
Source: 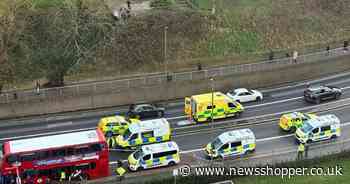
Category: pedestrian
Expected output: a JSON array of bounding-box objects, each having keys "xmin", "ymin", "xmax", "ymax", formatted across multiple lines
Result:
[
  {"xmin": 127, "ymin": 0, "xmax": 131, "ymax": 10},
  {"xmin": 344, "ymin": 41, "xmax": 349, "ymax": 51},
  {"xmin": 35, "ymin": 81, "xmax": 40, "ymax": 95},
  {"xmin": 297, "ymin": 143, "xmax": 305, "ymax": 160},
  {"xmin": 0, "ymin": 84, "xmax": 3, "ymax": 95},
  {"xmin": 115, "ymin": 162, "xmax": 126, "ymax": 182},
  {"xmin": 286, "ymin": 52, "xmax": 290, "ymax": 58},
  {"xmin": 293, "ymin": 50, "xmax": 298, "ymax": 63},
  {"xmin": 269, "ymin": 50, "xmax": 274, "ymax": 60},
  {"xmin": 326, "ymin": 46, "xmax": 330, "ymax": 55},
  {"xmin": 59, "ymin": 170, "xmax": 66, "ymax": 182},
  {"xmin": 197, "ymin": 63, "xmax": 202, "ymax": 71},
  {"xmin": 304, "ymin": 143, "xmax": 309, "ymax": 158}
]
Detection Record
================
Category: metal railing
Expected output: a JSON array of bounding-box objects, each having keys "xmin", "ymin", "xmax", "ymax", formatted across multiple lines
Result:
[{"xmin": 0, "ymin": 47, "xmax": 350, "ymax": 106}]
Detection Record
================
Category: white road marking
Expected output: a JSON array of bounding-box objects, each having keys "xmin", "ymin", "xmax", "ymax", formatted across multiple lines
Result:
[{"xmin": 47, "ymin": 121, "xmax": 73, "ymax": 128}]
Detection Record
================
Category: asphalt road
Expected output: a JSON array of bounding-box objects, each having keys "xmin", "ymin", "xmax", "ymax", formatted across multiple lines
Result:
[
  {"xmin": 1, "ymin": 72, "xmax": 350, "ymax": 141},
  {"xmin": 2, "ymin": 72, "xmax": 350, "ymax": 181}
]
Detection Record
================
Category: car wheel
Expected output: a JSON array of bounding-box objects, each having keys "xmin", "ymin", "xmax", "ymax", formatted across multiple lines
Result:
[
  {"xmin": 137, "ymin": 166, "xmax": 144, "ymax": 171},
  {"xmin": 306, "ymin": 139, "xmax": 312, "ymax": 144},
  {"xmin": 236, "ymin": 100, "xmax": 241, "ymax": 103},
  {"xmin": 335, "ymin": 93, "xmax": 340, "ymax": 100},
  {"xmin": 331, "ymin": 135, "xmax": 337, "ymax": 139},
  {"xmin": 158, "ymin": 111, "xmax": 164, "ymax": 117},
  {"xmin": 290, "ymin": 127, "xmax": 296, "ymax": 133},
  {"xmin": 168, "ymin": 161, "xmax": 176, "ymax": 166},
  {"xmin": 256, "ymin": 96, "xmax": 262, "ymax": 101},
  {"xmin": 315, "ymin": 98, "xmax": 321, "ymax": 104}
]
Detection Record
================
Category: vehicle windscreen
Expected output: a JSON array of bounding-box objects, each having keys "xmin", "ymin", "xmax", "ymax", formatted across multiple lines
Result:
[
  {"xmin": 0, "ymin": 143, "xmax": 3, "ymax": 159},
  {"xmin": 133, "ymin": 150, "xmax": 143, "ymax": 160},
  {"xmin": 211, "ymin": 138, "xmax": 223, "ymax": 150},
  {"xmin": 300, "ymin": 122, "xmax": 313, "ymax": 133},
  {"xmin": 229, "ymin": 90, "xmax": 238, "ymax": 96},
  {"xmin": 123, "ymin": 129, "xmax": 132, "ymax": 140}
]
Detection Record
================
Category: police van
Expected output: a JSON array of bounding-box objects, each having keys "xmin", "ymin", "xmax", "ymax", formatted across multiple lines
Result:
[
  {"xmin": 115, "ymin": 118, "xmax": 171, "ymax": 149},
  {"xmin": 205, "ymin": 128, "xmax": 256, "ymax": 159},
  {"xmin": 128, "ymin": 141, "xmax": 180, "ymax": 171},
  {"xmin": 295, "ymin": 114, "xmax": 341, "ymax": 144}
]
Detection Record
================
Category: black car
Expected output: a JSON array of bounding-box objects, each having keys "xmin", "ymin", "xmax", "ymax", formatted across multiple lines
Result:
[
  {"xmin": 127, "ymin": 104, "xmax": 165, "ymax": 119},
  {"xmin": 304, "ymin": 85, "xmax": 342, "ymax": 104}
]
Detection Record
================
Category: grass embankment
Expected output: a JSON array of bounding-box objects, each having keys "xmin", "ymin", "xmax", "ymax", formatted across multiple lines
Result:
[{"xmin": 1, "ymin": 0, "xmax": 350, "ymax": 90}]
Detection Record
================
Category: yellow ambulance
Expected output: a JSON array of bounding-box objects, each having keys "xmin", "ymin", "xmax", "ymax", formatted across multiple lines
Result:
[{"xmin": 185, "ymin": 92, "xmax": 244, "ymax": 122}]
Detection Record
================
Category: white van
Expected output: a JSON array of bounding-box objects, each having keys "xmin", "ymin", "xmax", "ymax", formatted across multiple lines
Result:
[
  {"xmin": 295, "ymin": 114, "xmax": 341, "ymax": 143},
  {"xmin": 115, "ymin": 118, "xmax": 171, "ymax": 149},
  {"xmin": 205, "ymin": 128, "xmax": 256, "ymax": 159},
  {"xmin": 128, "ymin": 141, "xmax": 180, "ymax": 171}
]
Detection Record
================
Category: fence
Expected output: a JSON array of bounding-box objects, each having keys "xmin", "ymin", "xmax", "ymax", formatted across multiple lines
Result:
[
  {"xmin": 1, "ymin": 47, "xmax": 350, "ymax": 118},
  {"xmin": 1, "ymin": 47, "xmax": 349, "ymax": 105}
]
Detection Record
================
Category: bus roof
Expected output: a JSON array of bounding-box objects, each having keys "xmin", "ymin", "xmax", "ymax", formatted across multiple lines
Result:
[
  {"xmin": 141, "ymin": 141, "xmax": 178, "ymax": 155},
  {"xmin": 7, "ymin": 129, "xmax": 104, "ymax": 154}
]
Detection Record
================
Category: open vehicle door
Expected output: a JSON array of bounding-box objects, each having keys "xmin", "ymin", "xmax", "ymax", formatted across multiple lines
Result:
[{"xmin": 184, "ymin": 97, "xmax": 191, "ymax": 116}]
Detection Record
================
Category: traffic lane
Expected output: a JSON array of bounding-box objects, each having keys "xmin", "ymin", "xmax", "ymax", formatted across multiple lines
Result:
[
  {"xmin": 106, "ymin": 106, "xmax": 350, "ymax": 162},
  {"xmin": 1, "ymin": 84, "xmax": 350, "ymax": 139},
  {"xmin": 172, "ymin": 106, "xmax": 350, "ymax": 152},
  {"xmin": 2, "ymin": 71, "xmax": 350, "ymax": 133}
]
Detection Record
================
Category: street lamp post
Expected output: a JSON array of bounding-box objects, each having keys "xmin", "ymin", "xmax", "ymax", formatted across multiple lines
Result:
[
  {"xmin": 164, "ymin": 26, "xmax": 168, "ymax": 75},
  {"xmin": 210, "ymin": 78, "xmax": 215, "ymax": 126}
]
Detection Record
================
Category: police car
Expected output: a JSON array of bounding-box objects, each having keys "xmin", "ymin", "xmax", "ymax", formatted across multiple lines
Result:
[
  {"xmin": 205, "ymin": 128, "xmax": 256, "ymax": 159},
  {"xmin": 128, "ymin": 141, "xmax": 180, "ymax": 171},
  {"xmin": 295, "ymin": 114, "xmax": 341, "ymax": 144},
  {"xmin": 98, "ymin": 115, "xmax": 140, "ymax": 137},
  {"xmin": 279, "ymin": 112, "xmax": 317, "ymax": 132}
]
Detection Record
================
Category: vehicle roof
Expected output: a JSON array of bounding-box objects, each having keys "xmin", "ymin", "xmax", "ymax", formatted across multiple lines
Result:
[
  {"xmin": 307, "ymin": 114, "xmax": 340, "ymax": 128},
  {"xmin": 7, "ymin": 129, "xmax": 104, "ymax": 154},
  {"xmin": 234, "ymin": 88, "xmax": 249, "ymax": 93},
  {"xmin": 218, "ymin": 128, "xmax": 255, "ymax": 143},
  {"xmin": 191, "ymin": 92, "xmax": 233, "ymax": 103},
  {"xmin": 141, "ymin": 141, "xmax": 178, "ymax": 155},
  {"xmin": 307, "ymin": 85, "xmax": 330, "ymax": 92},
  {"xmin": 101, "ymin": 115, "xmax": 127, "ymax": 123},
  {"xmin": 128, "ymin": 118, "xmax": 169, "ymax": 134},
  {"xmin": 134, "ymin": 104, "xmax": 153, "ymax": 108},
  {"xmin": 284, "ymin": 112, "xmax": 305, "ymax": 119}
]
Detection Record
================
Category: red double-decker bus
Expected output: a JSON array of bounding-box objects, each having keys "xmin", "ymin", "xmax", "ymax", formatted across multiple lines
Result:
[{"xmin": 0, "ymin": 129, "xmax": 109, "ymax": 184}]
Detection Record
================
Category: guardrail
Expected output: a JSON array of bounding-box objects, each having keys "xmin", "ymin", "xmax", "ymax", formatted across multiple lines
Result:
[{"xmin": 1, "ymin": 47, "xmax": 349, "ymax": 105}]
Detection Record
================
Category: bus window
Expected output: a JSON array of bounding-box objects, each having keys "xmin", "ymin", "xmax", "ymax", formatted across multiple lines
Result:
[
  {"xmin": 6, "ymin": 154, "xmax": 19, "ymax": 164},
  {"xmin": 52, "ymin": 149, "xmax": 66, "ymax": 158},
  {"xmin": 90, "ymin": 144, "xmax": 102, "ymax": 152},
  {"xmin": 20, "ymin": 153, "xmax": 36, "ymax": 162},
  {"xmin": 67, "ymin": 148, "xmax": 75, "ymax": 156},
  {"xmin": 0, "ymin": 143, "xmax": 3, "ymax": 158},
  {"xmin": 37, "ymin": 151, "xmax": 50, "ymax": 160}
]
